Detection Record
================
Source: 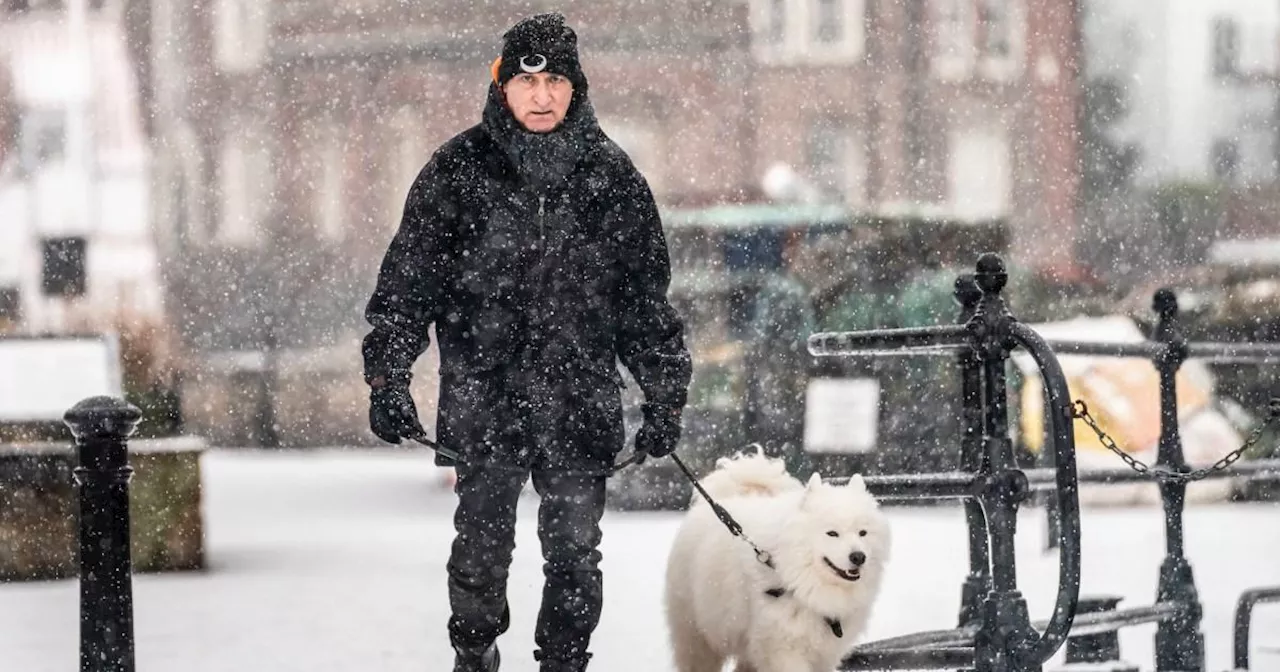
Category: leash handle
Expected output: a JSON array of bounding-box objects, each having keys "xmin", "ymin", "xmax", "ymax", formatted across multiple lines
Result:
[
  {"xmin": 407, "ymin": 430, "xmax": 464, "ymax": 463},
  {"xmin": 607, "ymin": 450, "xmax": 647, "ymax": 475}
]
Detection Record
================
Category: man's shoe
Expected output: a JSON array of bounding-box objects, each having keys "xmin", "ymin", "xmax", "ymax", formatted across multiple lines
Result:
[{"xmin": 453, "ymin": 643, "xmax": 499, "ymax": 672}]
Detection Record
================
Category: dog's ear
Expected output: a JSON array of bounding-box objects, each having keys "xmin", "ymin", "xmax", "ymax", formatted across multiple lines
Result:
[
  {"xmin": 801, "ymin": 471, "xmax": 823, "ymax": 507},
  {"xmin": 846, "ymin": 474, "xmax": 867, "ymax": 491}
]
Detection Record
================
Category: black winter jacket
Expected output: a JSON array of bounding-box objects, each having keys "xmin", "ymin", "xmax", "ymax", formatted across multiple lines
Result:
[{"xmin": 362, "ymin": 85, "xmax": 691, "ymax": 468}]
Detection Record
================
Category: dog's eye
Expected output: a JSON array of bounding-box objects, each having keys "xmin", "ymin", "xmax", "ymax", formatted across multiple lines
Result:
[
  {"xmin": 858, "ymin": 530, "xmax": 868, "ymax": 537},
  {"xmin": 826, "ymin": 531, "xmax": 839, "ymax": 537}
]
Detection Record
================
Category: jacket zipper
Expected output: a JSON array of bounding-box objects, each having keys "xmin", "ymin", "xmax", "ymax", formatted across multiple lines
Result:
[
  {"xmin": 534, "ymin": 195, "xmax": 549, "ymax": 329},
  {"xmin": 532, "ymin": 194, "xmax": 551, "ymax": 460},
  {"xmin": 537, "ymin": 195, "xmax": 546, "ymax": 261}
]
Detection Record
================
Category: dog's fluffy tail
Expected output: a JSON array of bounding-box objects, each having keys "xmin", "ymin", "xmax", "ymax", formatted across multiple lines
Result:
[{"xmin": 693, "ymin": 448, "xmax": 801, "ymax": 504}]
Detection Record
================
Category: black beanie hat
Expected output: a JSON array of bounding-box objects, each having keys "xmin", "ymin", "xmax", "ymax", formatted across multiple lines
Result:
[{"xmin": 493, "ymin": 13, "xmax": 587, "ymax": 92}]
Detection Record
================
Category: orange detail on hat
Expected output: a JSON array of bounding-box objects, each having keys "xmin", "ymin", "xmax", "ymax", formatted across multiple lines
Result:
[{"xmin": 491, "ymin": 56, "xmax": 503, "ymax": 84}]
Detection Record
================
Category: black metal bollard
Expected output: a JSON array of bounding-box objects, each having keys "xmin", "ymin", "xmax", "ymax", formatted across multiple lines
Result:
[
  {"xmin": 1149, "ymin": 289, "xmax": 1206, "ymax": 672},
  {"xmin": 64, "ymin": 395, "xmax": 142, "ymax": 672},
  {"xmin": 969, "ymin": 254, "xmax": 1039, "ymax": 672}
]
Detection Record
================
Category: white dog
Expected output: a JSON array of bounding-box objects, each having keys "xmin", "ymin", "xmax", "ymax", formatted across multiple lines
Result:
[{"xmin": 663, "ymin": 449, "xmax": 890, "ymax": 672}]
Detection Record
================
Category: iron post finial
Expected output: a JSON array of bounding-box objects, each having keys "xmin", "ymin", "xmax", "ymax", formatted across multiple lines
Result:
[
  {"xmin": 1152, "ymin": 288, "xmax": 1179, "ymax": 319},
  {"xmin": 953, "ymin": 273, "xmax": 983, "ymax": 310},
  {"xmin": 975, "ymin": 253, "xmax": 1008, "ymax": 295},
  {"xmin": 64, "ymin": 395, "xmax": 142, "ymax": 443}
]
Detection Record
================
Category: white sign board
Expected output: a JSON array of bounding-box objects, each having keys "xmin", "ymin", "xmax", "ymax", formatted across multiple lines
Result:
[
  {"xmin": 804, "ymin": 377, "xmax": 880, "ymax": 454},
  {"xmin": 0, "ymin": 336, "xmax": 122, "ymax": 422}
]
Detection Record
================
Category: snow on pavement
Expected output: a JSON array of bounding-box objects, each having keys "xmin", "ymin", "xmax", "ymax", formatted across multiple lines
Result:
[{"xmin": 2, "ymin": 448, "xmax": 1279, "ymax": 671}]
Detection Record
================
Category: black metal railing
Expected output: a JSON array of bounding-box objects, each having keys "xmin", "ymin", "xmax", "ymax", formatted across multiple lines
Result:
[
  {"xmin": 811, "ymin": 254, "xmax": 1083, "ymax": 672},
  {"xmin": 1033, "ymin": 288, "xmax": 1280, "ymax": 672},
  {"xmin": 808, "ymin": 253, "xmax": 1280, "ymax": 672}
]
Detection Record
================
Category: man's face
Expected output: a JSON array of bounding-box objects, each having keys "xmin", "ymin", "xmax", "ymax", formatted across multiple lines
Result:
[{"xmin": 503, "ymin": 72, "xmax": 574, "ymax": 133}]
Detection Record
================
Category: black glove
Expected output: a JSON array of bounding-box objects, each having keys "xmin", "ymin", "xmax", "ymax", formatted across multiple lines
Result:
[
  {"xmin": 634, "ymin": 402, "xmax": 683, "ymax": 462},
  {"xmin": 368, "ymin": 381, "xmax": 424, "ymax": 444}
]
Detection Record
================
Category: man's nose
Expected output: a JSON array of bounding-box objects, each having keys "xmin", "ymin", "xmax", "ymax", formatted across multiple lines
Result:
[
  {"xmin": 849, "ymin": 551, "xmax": 866, "ymax": 567},
  {"xmin": 531, "ymin": 85, "xmax": 552, "ymax": 106}
]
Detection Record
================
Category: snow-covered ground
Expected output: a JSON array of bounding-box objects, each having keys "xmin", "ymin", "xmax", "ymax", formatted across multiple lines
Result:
[{"xmin": 2, "ymin": 448, "xmax": 1279, "ymax": 672}]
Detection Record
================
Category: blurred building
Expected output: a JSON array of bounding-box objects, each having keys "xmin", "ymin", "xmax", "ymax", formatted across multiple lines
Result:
[
  {"xmin": 0, "ymin": 0, "xmax": 159, "ymax": 335},
  {"xmin": 1084, "ymin": 0, "xmax": 1280, "ymax": 187},
  {"xmin": 134, "ymin": 0, "xmax": 1082, "ymax": 446},
  {"xmin": 1079, "ymin": 0, "xmax": 1280, "ymax": 283},
  {"xmin": 751, "ymin": 0, "xmax": 1081, "ymax": 274}
]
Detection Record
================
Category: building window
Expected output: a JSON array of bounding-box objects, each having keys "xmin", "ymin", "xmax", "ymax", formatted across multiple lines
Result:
[
  {"xmin": 312, "ymin": 121, "xmax": 346, "ymax": 242},
  {"xmin": 978, "ymin": 0, "xmax": 1011, "ymax": 59},
  {"xmin": 4, "ymin": 0, "xmax": 66, "ymax": 11},
  {"xmin": 947, "ymin": 126, "xmax": 1011, "ymax": 219},
  {"xmin": 217, "ymin": 129, "xmax": 272, "ymax": 245},
  {"xmin": 40, "ymin": 236, "xmax": 87, "ymax": 298},
  {"xmin": 814, "ymin": 0, "xmax": 843, "ymax": 43},
  {"xmin": 17, "ymin": 109, "xmax": 66, "ymax": 175},
  {"xmin": 387, "ymin": 107, "xmax": 427, "ymax": 227},
  {"xmin": 316, "ymin": 141, "xmax": 345, "ymax": 242},
  {"xmin": 752, "ymin": 0, "xmax": 789, "ymax": 49},
  {"xmin": 1211, "ymin": 139, "xmax": 1239, "ymax": 181},
  {"xmin": 976, "ymin": 0, "xmax": 1023, "ymax": 80},
  {"xmin": 751, "ymin": 0, "xmax": 865, "ymax": 63},
  {"xmin": 806, "ymin": 0, "xmax": 865, "ymax": 61},
  {"xmin": 1211, "ymin": 17, "xmax": 1239, "ymax": 78},
  {"xmin": 805, "ymin": 118, "xmax": 867, "ymax": 206},
  {"xmin": 0, "ymin": 286, "xmax": 20, "ymax": 325},
  {"xmin": 172, "ymin": 175, "xmax": 189, "ymax": 247},
  {"xmin": 932, "ymin": 0, "xmax": 974, "ymax": 80},
  {"xmin": 167, "ymin": 125, "xmax": 207, "ymax": 246},
  {"xmin": 214, "ymin": 0, "xmax": 269, "ymax": 72},
  {"xmin": 807, "ymin": 120, "xmax": 843, "ymax": 198},
  {"xmin": 765, "ymin": 0, "xmax": 787, "ymax": 45}
]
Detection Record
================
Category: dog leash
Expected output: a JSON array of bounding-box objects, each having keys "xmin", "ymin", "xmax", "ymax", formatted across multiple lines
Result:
[
  {"xmin": 407, "ymin": 431, "xmax": 647, "ymax": 477},
  {"xmin": 669, "ymin": 452, "xmax": 775, "ymax": 569}
]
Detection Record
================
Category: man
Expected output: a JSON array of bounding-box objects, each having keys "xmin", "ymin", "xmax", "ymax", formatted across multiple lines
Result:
[{"xmin": 360, "ymin": 12, "xmax": 692, "ymax": 672}]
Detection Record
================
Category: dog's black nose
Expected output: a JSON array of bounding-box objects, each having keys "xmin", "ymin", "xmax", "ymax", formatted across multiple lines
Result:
[{"xmin": 849, "ymin": 551, "xmax": 866, "ymax": 567}]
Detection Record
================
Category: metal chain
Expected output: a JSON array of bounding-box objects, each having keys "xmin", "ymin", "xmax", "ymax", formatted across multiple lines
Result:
[{"xmin": 1070, "ymin": 398, "xmax": 1280, "ymax": 483}]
